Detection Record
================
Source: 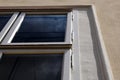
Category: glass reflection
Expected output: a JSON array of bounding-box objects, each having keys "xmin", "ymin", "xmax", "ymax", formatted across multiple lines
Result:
[
  {"xmin": 0, "ymin": 14, "xmax": 12, "ymax": 32},
  {"xmin": 12, "ymin": 15, "xmax": 67, "ymax": 42}
]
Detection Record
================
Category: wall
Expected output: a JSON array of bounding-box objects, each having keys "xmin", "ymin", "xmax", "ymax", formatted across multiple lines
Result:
[{"xmin": 0, "ymin": 0, "xmax": 120, "ymax": 80}]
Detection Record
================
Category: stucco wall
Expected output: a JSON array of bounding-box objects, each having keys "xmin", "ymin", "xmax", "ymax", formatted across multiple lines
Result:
[{"xmin": 0, "ymin": 0, "xmax": 120, "ymax": 80}]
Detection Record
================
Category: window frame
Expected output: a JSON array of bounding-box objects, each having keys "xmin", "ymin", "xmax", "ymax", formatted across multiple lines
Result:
[
  {"xmin": 0, "ymin": 12, "xmax": 19, "ymax": 42},
  {"xmin": 0, "ymin": 10, "xmax": 73, "ymax": 80},
  {"xmin": 1, "ymin": 11, "xmax": 73, "ymax": 45}
]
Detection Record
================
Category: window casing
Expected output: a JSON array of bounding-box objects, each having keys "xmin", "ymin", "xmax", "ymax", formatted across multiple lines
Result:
[{"xmin": 0, "ymin": 6, "xmax": 113, "ymax": 80}]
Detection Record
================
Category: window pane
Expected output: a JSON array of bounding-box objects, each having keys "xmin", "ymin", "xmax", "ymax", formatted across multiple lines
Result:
[
  {"xmin": 0, "ymin": 14, "xmax": 12, "ymax": 32},
  {"xmin": 12, "ymin": 14, "xmax": 67, "ymax": 42},
  {"xmin": 0, "ymin": 54, "xmax": 63, "ymax": 80}
]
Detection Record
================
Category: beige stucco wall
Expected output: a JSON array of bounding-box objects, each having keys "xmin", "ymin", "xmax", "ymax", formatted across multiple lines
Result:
[{"xmin": 0, "ymin": 0, "xmax": 120, "ymax": 80}]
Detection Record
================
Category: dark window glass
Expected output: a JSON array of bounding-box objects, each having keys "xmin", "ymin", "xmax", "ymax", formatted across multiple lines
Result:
[
  {"xmin": 0, "ymin": 14, "xmax": 12, "ymax": 32},
  {"xmin": 0, "ymin": 54, "xmax": 63, "ymax": 80},
  {"xmin": 12, "ymin": 14, "xmax": 67, "ymax": 42}
]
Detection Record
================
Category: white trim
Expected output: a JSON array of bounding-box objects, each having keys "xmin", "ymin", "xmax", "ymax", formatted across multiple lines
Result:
[
  {"xmin": 0, "ymin": 49, "xmax": 67, "ymax": 54},
  {"xmin": 62, "ymin": 50, "xmax": 71, "ymax": 80},
  {"xmin": 0, "ymin": 12, "xmax": 19, "ymax": 42},
  {"xmin": 1, "ymin": 13, "xmax": 25, "ymax": 44},
  {"xmin": 72, "ymin": 9, "xmax": 81, "ymax": 80},
  {"xmin": 4, "ymin": 42, "xmax": 71, "ymax": 45},
  {"xmin": 91, "ymin": 5, "xmax": 114, "ymax": 80},
  {"xmin": 65, "ymin": 12, "xmax": 72, "ymax": 44}
]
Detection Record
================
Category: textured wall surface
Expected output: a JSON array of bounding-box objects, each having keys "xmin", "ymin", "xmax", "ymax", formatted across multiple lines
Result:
[{"xmin": 0, "ymin": 0, "xmax": 120, "ymax": 80}]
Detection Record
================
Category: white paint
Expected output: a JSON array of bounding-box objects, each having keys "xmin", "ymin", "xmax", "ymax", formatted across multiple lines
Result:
[
  {"xmin": 62, "ymin": 50, "xmax": 71, "ymax": 80},
  {"xmin": 72, "ymin": 9, "xmax": 81, "ymax": 80},
  {"xmin": 1, "ymin": 13, "xmax": 25, "ymax": 44},
  {"xmin": 78, "ymin": 8, "xmax": 99, "ymax": 80}
]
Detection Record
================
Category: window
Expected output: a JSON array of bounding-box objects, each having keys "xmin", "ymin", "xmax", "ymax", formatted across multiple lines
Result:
[
  {"xmin": 0, "ymin": 54, "xmax": 63, "ymax": 80},
  {"xmin": 0, "ymin": 50, "xmax": 71, "ymax": 80},
  {"xmin": 12, "ymin": 14, "xmax": 67, "ymax": 42},
  {"xmin": 0, "ymin": 9, "xmax": 72, "ymax": 80},
  {"xmin": 1, "ymin": 12, "xmax": 72, "ymax": 44}
]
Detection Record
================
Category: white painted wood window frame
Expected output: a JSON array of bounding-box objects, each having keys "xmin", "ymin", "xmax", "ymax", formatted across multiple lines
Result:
[
  {"xmin": 0, "ymin": 10, "xmax": 73, "ymax": 80},
  {"xmin": 1, "ymin": 12, "xmax": 73, "ymax": 45},
  {"xmin": 0, "ymin": 12, "xmax": 19, "ymax": 42}
]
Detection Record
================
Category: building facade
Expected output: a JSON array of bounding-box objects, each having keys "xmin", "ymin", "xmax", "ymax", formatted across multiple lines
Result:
[{"xmin": 0, "ymin": 0, "xmax": 120, "ymax": 80}]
